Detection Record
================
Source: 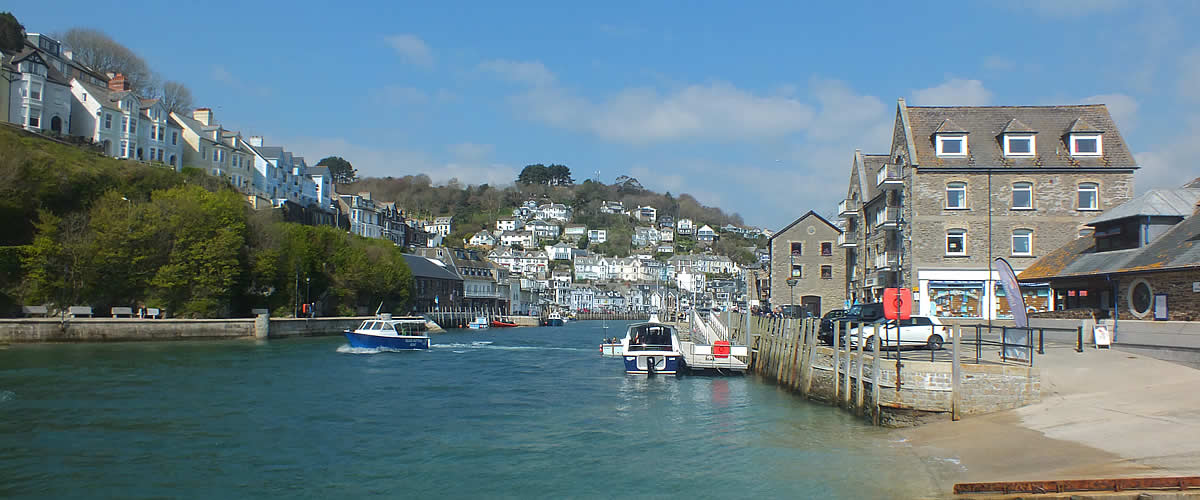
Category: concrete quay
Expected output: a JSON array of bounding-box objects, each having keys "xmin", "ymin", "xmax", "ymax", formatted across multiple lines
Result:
[{"xmin": 899, "ymin": 341, "xmax": 1200, "ymax": 496}]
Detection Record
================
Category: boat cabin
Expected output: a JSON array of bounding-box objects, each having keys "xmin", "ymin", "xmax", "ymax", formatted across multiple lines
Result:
[
  {"xmin": 355, "ymin": 319, "xmax": 427, "ymax": 336},
  {"xmin": 627, "ymin": 324, "xmax": 675, "ymax": 351}
]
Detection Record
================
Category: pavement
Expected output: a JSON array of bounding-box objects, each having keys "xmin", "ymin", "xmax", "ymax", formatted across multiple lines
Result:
[{"xmin": 899, "ymin": 341, "xmax": 1200, "ymax": 495}]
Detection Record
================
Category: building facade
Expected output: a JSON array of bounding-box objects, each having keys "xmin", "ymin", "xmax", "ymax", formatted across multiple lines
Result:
[{"xmin": 769, "ymin": 211, "xmax": 844, "ymax": 316}]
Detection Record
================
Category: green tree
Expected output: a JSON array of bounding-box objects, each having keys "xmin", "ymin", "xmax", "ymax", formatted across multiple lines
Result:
[
  {"xmin": 517, "ymin": 164, "xmax": 549, "ymax": 185},
  {"xmin": 578, "ymin": 235, "xmax": 589, "ymax": 250},
  {"xmin": 0, "ymin": 12, "xmax": 24, "ymax": 52},
  {"xmin": 146, "ymin": 186, "xmax": 247, "ymax": 317},
  {"xmin": 547, "ymin": 164, "xmax": 573, "ymax": 186},
  {"xmin": 317, "ymin": 156, "xmax": 357, "ymax": 184}
]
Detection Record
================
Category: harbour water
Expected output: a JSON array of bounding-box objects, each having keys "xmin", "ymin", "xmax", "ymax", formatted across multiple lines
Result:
[{"xmin": 0, "ymin": 321, "xmax": 941, "ymax": 498}]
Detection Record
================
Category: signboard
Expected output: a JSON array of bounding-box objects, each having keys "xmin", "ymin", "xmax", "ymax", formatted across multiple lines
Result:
[
  {"xmin": 1094, "ymin": 324, "xmax": 1112, "ymax": 347},
  {"xmin": 883, "ymin": 288, "xmax": 912, "ymax": 320},
  {"xmin": 993, "ymin": 258, "xmax": 1028, "ymax": 328},
  {"xmin": 1193, "ymin": 282, "xmax": 1200, "ymax": 293},
  {"xmin": 1154, "ymin": 294, "xmax": 1168, "ymax": 321}
]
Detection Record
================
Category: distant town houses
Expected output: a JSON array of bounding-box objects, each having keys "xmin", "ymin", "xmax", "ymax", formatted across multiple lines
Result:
[
  {"xmin": 634, "ymin": 205, "xmax": 657, "ymax": 223},
  {"xmin": 587, "ymin": 229, "xmax": 607, "ymax": 243},
  {"xmin": 599, "ymin": 200, "xmax": 624, "ymax": 215},
  {"xmin": 500, "ymin": 230, "xmax": 536, "ymax": 248},
  {"xmin": 676, "ymin": 218, "xmax": 695, "ymax": 235},
  {"xmin": 496, "ymin": 217, "xmax": 523, "ymax": 232},
  {"xmin": 469, "ymin": 230, "xmax": 497, "ymax": 247},
  {"xmin": 536, "ymin": 203, "xmax": 572, "ymax": 222},
  {"xmin": 632, "ymin": 226, "xmax": 661, "ymax": 247},
  {"xmin": 527, "ymin": 219, "xmax": 560, "ymax": 239},
  {"xmin": 695, "ymin": 224, "xmax": 718, "ymax": 242}
]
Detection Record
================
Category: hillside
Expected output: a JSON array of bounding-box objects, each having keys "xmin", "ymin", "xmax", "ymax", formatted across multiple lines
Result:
[{"xmin": 0, "ymin": 126, "xmax": 412, "ymax": 318}]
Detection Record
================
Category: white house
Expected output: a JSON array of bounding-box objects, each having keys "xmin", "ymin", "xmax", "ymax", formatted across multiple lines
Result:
[
  {"xmin": 574, "ymin": 256, "xmax": 604, "ymax": 281},
  {"xmin": 527, "ymin": 220, "xmax": 560, "ymax": 239},
  {"xmin": 537, "ymin": 203, "xmax": 572, "ymax": 222},
  {"xmin": 137, "ymin": 98, "xmax": 184, "ymax": 168},
  {"xmin": 677, "ymin": 218, "xmax": 695, "ymax": 236},
  {"xmin": 656, "ymin": 244, "xmax": 675, "ymax": 254},
  {"xmin": 68, "ymin": 78, "xmax": 123, "ymax": 159},
  {"xmin": 433, "ymin": 216, "xmax": 453, "ymax": 237},
  {"xmin": 339, "ymin": 193, "xmax": 383, "ymax": 239},
  {"xmin": 500, "ymin": 230, "xmax": 536, "ymax": 248},
  {"xmin": 562, "ymin": 224, "xmax": 587, "ymax": 241},
  {"xmin": 696, "ymin": 224, "xmax": 718, "ymax": 242},
  {"xmin": 545, "ymin": 242, "xmax": 574, "ymax": 261},
  {"xmin": 634, "ymin": 205, "xmax": 657, "ymax": 223},
  {"xmin": 470, "ymin": 230, "xmax": 497, "ymax": 247},
  {"xmin": 496, "ymin": 217, "xmax": 523, "ymax": 232},
  {"xmin": 600, "ymin": 200, "xmax": 624, "ymax": 215},
  {"xmin": 632, "ymin": 226, "xmax": 660, "ymax": 247},
  {"xmin": 9, "ymin": 40, "xmax": 72, "ymax": 135},
  {"xmin": 659, "ymin": 227, "xmax": 675, "ymax": 242},
  {"xmin": 587, "ymin": 229, "xmax": 607, "ymax": 244},
  {"xmin": 570, "ymin": 286, "xmax": 595, "ymax": 311}
]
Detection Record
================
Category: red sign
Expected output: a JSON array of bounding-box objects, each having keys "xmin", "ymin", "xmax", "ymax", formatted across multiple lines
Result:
[
  {"xmin": 883, "ymin": 288, "xmax": 912, "ymax": 320},
  {"xmin": 1080, "ymin": 290, "xmax": 1088, "ymax": 297},
  {"xmin": 1068, "ymin": 290, "xmax": 1076, "ymax": 296}
]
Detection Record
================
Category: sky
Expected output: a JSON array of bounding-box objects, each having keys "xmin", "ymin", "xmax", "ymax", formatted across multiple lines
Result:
[{"xmin": 12, "ymin": 1, "xmax": 1200, "ymax": 229}]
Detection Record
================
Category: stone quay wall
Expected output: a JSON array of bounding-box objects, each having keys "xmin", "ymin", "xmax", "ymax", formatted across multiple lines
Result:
[{"xmin": 0, "ymin": 316, "xmax": 370, "ymax": 343}]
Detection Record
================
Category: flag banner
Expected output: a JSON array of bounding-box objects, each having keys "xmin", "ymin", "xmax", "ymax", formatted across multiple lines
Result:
[{"xmin": 993, "ymin": 258, "xmax": 1029, "ymax": 361}]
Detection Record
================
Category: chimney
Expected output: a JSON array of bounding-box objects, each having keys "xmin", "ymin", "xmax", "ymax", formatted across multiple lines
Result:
[
  {"xmin": 193, "ymin": 108, "xmax": 213, "ymax": 126},
  {"xmin": 248, "ymin": 136, "xmax": 263, "ymax": 147},
  {"xmin": 108, "ymin": 74, "xmax": 130, "ymax": 92}
]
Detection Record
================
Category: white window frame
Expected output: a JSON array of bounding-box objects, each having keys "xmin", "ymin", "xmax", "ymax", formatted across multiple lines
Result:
[
  {"xmin": 1070, "ymin": 133, "xmax": 1102, "ymax": 156},
  {"xmin": 1078, "ymin": 182, "xmax": 1099, "ymax": 210},
  {"xmin": 1011, "ymin": 181, "xmax": 1033, "ymax": 210},
  {"xmin": 1003, "ymin": 134, "xmax": 1035, "ymax": 157},
  {"xmin": 171, "ymin": 131, "xmax": 178, "ymax": 145},
  {"xmin": 946, "ymin": 229, "xmax": 967, "ymax": 256},
  {"xmin": 936, "ymin": 134, "xmax": 967, "ymax": 157},
  {"xmin": 29, "ymin": 81, "xmax": 42, "ymax": 100},
  {"xmin": 1012, "ymin": 229, "xmax": 1033, "ymax": 256},
  {"xmin": 27, "ymin": 108, "xmax": 41, "ymax": 128},
  {"xmin": 105, "ymin": 113, "xmax": 112, "ymax": 129},
  {"xmin": 946, "ymin": 182, "xmax": 967, "ymax": 209}
]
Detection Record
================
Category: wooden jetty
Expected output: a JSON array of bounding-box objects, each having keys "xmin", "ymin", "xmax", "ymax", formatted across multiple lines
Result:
[{"xmin": 678, "ymin": 310, "xmax": 749, "ymax": 373}]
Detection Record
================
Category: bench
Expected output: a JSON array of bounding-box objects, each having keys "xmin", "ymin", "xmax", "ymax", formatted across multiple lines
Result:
[
  {"xmin": 68, "ymin": 306, "xmax": 93, "ymax": 318},
  {"xmin": 22, "ymin": 305, "xmax": 49, "ymax": 317},
  {"xmin": 111, "ymin": 307, "xmax": 134, "ymax": 318},
  {"xmin": 146, "ymin": 308, "xmax": 162, "ymax": 319}
]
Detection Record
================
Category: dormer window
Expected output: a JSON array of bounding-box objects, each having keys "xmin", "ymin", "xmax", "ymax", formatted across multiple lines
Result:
[
  {"xmin": 936, "ymin": 134, "xmax": 967, "ymax": 156},
  {"xmin": 1004, "ymin": 134, "xmax": 1035, "ymax": 156},
  {"xmin": 1070, "ymin": 134, "xmax": 1102, "ymax": 156}
]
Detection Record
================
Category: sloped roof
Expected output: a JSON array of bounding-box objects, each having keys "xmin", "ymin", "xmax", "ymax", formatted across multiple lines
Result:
[
  {"xmin": 1087, "ymin": 188, "xmax": 1200, "ymax": 225},
  {"xmin": 1001, "ymin": 118, "xmax": 1036, "ymax": 133},
  {"xmin": 901, "ymin": 103, "xmax": 1137, "ymax": 168},
  {"xmin": 770, "ymin": 210, "xmax": 842, "ymax": 241},
  {"xmin": 11, "ymin": 47, "xmax": 71, "ymax": 85},
  {"xmin": 1020, "ymin": 210, "xmax": 1200, "ymax": 280},
  {"xmin": 402, "ymin": 254, "xmax": 463, "ymax": 281}
]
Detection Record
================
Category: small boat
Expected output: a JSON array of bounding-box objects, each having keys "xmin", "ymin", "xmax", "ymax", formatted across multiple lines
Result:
[
  {"xmin": 343, "ymin": 314, "xmax": 430, "ymax": 350},
  {"xmin": 468, "ymin": 316, "xmax": 489, "ymax": 329},
  {"xmin": 544, "ymin": 312, "xmax": 565, "ymax": 327},
  {"xmin": 622, "ymin": 314, "xmax": 682, "ymax": 375},
  {"xmin": 490, "ymin": 318, "xmax": 518, "ymax": 328},
  {"xmin": 600, "ymin": 337, "xmax": 623, "ymax": 356}
]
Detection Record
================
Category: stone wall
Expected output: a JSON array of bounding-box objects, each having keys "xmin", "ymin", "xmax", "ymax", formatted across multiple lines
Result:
[
  {"xmin": 769, "ymin": 215, "xmax": 845, "ymax": 314},
  {"xmin": 0, "ymin": 316, "xmax": 371, "ymax": 342},
  {"xmin": 1117, "ymin": 269, "xmax": 1200, "ymax": 322}
]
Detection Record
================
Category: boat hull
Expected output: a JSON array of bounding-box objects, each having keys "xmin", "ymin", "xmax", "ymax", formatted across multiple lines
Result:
[
  {"xmin": 544, "ymin": 319, "xmax": 564, "ymax": 326},
  {"xmin": 491, "ymin": 321, "xmax": 518, "ymax": 328},
  {"xmin": 600, "ymin": 344, "xmax": 624, "ymax": 356},
  {"xmin": 623, "ymin": 354, "xmax": 681, "ymax": 375},
  {"xmin": 343, "ymin": 331, "xmax": 430, "ymax": 350}
]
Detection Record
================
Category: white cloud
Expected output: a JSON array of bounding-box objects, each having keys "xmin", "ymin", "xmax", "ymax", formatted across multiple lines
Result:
[
  {"xmin": 478, "ymin": 59, "xmax": 557, "ymax": 87},
  {"xmin": 910, "ymin": 78, "xmax": 992, "ymax": 106},
  {"xmin": 1134, "ymin": 113, "xmax": 1200, "ymax": 193},
  {"xmin": 384, "ymin": 34, "xmax": 433, "ymax": 66},
  {"xmin": 512, "ymin": 82, "xmax": 816, "ymax": 144},
  {"xmin": 1082, "ymin": 93, "xmax": 1139, "ymax": 130},
  {"xmin": 808, "ymin": 79, "xmax": 890, "ymax": 145},
  {"xmin": 288, "ymin": 137, "xmax": 517, "ymax": 187},
  {"xmin": 1176, "ymin": 48, "xmax": 1200, "ymax": 101},
  {"xmin": 447, "ymin": 142, "xmax": 494, "ymax": 161}
]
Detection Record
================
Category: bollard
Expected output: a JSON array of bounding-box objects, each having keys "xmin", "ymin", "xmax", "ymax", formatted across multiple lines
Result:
[
  {"xmin": 1076, "ymin": 326, "xmax": 1083, "ymax": 353},
  {"xmin": 254, "ymin": 313, "xmax": 270, "ymax": 340}
]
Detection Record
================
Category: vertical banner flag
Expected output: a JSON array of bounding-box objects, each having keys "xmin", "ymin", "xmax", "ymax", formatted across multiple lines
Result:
[{"xmin": 993, "ymin": 257, "xmax": 1030, "ymax": 362}]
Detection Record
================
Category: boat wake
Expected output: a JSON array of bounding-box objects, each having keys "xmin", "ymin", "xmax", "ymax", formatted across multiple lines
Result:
[
  {"xmin": 433, "ymin": 342, "xmax": 587, "ymax": 352},
  {"xmin": 0, "ymin": 390, "xmax": 14, "ymax": 403},
  {"xmin": 336, "ymin": 345, "xmax": 423, "ymax": 355}
]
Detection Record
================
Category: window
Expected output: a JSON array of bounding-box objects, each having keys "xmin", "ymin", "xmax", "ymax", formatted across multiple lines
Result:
[
  {"xmin": 201, "ymin": 148, "xmax": 207, "ymax": 160},
  {"xmin": 821, "ymin": 242, "xmax": 832, "ymax": 256},
  {"xmin": 1004, "ymin": 134, "xmax": 1035, "ymax": 156},
  {"xmin": 946, "ymin": 229, "xmax": 966, "ymax": 256},
  {"xmin": 936, "ymin": 134, "xmax": 967, "ymax": 156},
  {"xmin": 30, "ymin": 82, "xmax": 42, "ymax": 100},
  {"xmin": 122, "ymin": 116, "xmax": 129, "ymax": 132},
  {"xmin": 1070, "ymin": 134, "xmax": 1102, "ymax": 156},
  {"xmin": 946, "ymin": 182, "xmax": 967, "ymax": 209},
  {"xmin": 157, "ymin": 149, "xmax": 164, "ymax": 162},
  {"xmin": 171, "ymin": 131, "xmax": 178, "ymax": 145},
  {"xmin": 1012, "ymin": 182, "xmax": 1033, "ymax": 209},
  {"xmin": 1012, "ymin": 229, "xmax": 1033, "ymax": 256},
  {"xmin": 790, "ymin": 242, "xmax": 802, "ymax": 255},
  {"xmin": 105, "ymin": 113, "xmax": 112, "ymax": 129},
  {"xmin": 791, "ymin": 264, "xmax": 802, "ymax": 278},
  {"xmin": 1130, "ymin": 280, "xmax": 1152, "ymax": 318},
  {"xmin": 27, "ymin": 109, "xmax": 40, "ymax": 128},
  {"xmin": 130, "ymin": 118, "xmax": 136, "ymax": 134},
  {"xmin": 120, "ymin": 140, "xmax": 128, "ymax": 157},
  {"xmin": 821, "ymin": 265, "xmax": 832, "ymax": 280},
  {"xmin": 1078, "ymin": 183, "xmax": 1099, "ymax": 210}
]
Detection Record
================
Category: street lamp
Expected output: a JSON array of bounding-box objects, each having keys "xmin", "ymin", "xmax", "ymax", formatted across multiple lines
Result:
[
  {"xmin": 305, "ymin": 277, "xmax": 311, "ymax": 317},
  {"xmin": 786, "ymin": 277, "xmax": 799, "ymax": 310}
]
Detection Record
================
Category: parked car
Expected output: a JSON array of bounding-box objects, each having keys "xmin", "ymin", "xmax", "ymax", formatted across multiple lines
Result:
[
  {"xmin": 847, "ymin": 315, "xmax": 951, "ymax": 350},
  {"xmin": 779, "ymin": 305, "xmax": 815, "ymax": 319},
  {"xmin": 817, "ymin": 309, "xmax": 849, "ymax": 345},
  {"xmin": 836, "ymin": 302, "xmax": 886, "ymax": 333}
]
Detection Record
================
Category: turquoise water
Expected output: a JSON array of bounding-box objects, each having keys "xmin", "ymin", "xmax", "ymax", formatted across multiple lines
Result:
[{"xmin": 0, "ymin": 321, "xmax": 937, "ymax": 498}]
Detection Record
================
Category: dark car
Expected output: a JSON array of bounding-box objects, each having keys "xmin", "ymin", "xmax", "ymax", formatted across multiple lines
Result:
[
  {"xmin": 779, "ymin": 305, "xmax": 814, "ymax": 319},
  {"xmin": 832, "ymin": 302, "xmax": 886, "ymax": 344},
  {"xmin": 817, "ymin": 309, "xmax": 848, "ymax": 345}
]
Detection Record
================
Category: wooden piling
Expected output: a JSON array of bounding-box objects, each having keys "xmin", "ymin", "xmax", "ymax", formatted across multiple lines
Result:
[
  {"xmin": 872, "ymin": 330, "xmax": 881, "ymax": 426},
  {"xmin": 952, "ymin": 324, "xmax": 961, "ymax": 421},
  {"xmin": 832, "ymin": 320, "xmax": 841, "ymax": 402},
  {"xmin": 855, "ymin": 323, "xmax": 871, "ymax": 416}
]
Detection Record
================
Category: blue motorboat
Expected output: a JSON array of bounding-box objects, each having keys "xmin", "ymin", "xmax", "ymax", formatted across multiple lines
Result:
[
  {"xmin": 621, "ymin": 316, "xmax": 682, "ymax": 375},
  {"xmin": 543, "ymin": 312, "xmax": 565, "ymax": 327},
  {"xmin": 343, "ymin": 315, "xmax": 430, "ymax": 350}
]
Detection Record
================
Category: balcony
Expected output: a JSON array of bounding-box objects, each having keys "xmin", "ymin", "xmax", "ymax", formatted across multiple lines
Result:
[
  {"xmin": 873, "ymin": 252, "xmax": 899, "ymax": 271},
  {"xmin": 874, "ymin": 207, "xmax": 901, "ymax": 229},
  {"xmin": 837, "ymin": 231, "xmax": 857, "ymax": 248},
  {"xmin": 876, "ymin": 163, "xmax": 904, "ymax": 190},
  {"xmin": 838, "ymin": 198, "xmax": 859, "ymax": 217}
]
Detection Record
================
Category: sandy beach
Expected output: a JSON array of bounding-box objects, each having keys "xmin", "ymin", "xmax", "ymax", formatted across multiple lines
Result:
[{"xmin": 898, "ymin": 342, "xmax": 1200, "ymax": 496}]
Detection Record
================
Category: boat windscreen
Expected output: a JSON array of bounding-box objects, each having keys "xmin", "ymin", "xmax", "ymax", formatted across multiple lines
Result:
[{"xmin": 628, "ymin": 325, "xmax": 674, "ymax": 350}]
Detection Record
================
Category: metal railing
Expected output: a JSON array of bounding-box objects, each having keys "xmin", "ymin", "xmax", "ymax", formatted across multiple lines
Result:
[{"xmin": 834, "ymin": 321, "xmax": 1081, "ymax": 366}]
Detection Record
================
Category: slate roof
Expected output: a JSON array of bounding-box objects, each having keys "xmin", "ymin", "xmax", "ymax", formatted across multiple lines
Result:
[
  {"xmin": 1087, "ymin": 188, "xmax": 1200, "ymax": 225},
  {"xmin": 770, "ymin": 210, "xmax": 841, "ymax": 241},
  {"xmin": 256, "ymin": 146, "xmax": 284, "ymax": 158},
  {"xmin": 10, "ymin": 47, "xmax": 71, "ymax": 85},
  {"xmin": 1020, "ymin": 208, "xmax": 1200, "ymax": 280},
  {"xmin": 902, "ymin": 103, "xmax": 1137, "ymax": 169},
  {"xmin": 402, "ymin": 254, "xmax": 463, "ymax": 281},
  {"xmin": 73, "ymin": 78, "xmax": 124, "ymax": 111}
]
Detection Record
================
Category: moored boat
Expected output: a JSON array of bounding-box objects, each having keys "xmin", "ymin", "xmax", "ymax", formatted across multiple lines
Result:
[
  {"xmin": 544, "ymin": 312, "xmax": 565, "ymax": 327},
  {"xmin": 621, "ymin": 315, "xmax": 682, "ymax": 375},
  {"xmin": 600, "ymin": 337, "xmax": 623, "ymax": 356},
  {"xmin": 468, "ymin": 316, "xmax": 490, "ymax": 329},
  {"xmin": 343, "ymin": 315, "xmax": 430, "ymax": 350},
  {"xmin": 490, "ymin": 319, "xmax": 518, "ymax": 328}
]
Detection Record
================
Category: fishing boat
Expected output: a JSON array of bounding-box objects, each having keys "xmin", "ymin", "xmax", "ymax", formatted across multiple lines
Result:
[
  {"xmin": 468, "ymin": 316, "xmax": 490, "ymax": 329},
  {"xmin": 544, "ymin": 311, "xmax": 565, "ymax": 327},
  {"xmin": 343, "ymin": 314, "xmax": 430, "ymax": 350},
  {"xmin": 621, "ymin": 315, "xmax": 682, "ymax": 375},
  {"xmin": 599, "ymin": 337, "xmax": 623, "ymax": 356},
  {"xmin": 490, "ymin": 318, "xmax": 518, "ymax": 328}
]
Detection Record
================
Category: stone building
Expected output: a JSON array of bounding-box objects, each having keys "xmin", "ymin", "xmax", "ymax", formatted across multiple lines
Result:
[
  {"xmin": 1019, "ymin": 183, "xmax": 1200, "ymax": 321},
  {"xmin": 769, "ymin": 211, "xmax": 844, "ymax": 316},
  {"xmin": 839, "ymin": 99, "xmax": 1137, "ymax": 320}
]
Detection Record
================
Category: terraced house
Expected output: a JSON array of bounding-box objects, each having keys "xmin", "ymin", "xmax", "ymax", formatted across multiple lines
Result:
[{"xmin": 839, "ymin": 98, "xmax": 1136, "ymax": 320}]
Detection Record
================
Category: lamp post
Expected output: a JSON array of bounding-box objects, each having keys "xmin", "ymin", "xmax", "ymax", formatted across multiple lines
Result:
[
  {"xmin": 786, "ymin": 277, "xmax": 799, "ymax": 314},
  {"xmin": 305, "ymin": 277, "xmax": 311, "ymax": 317}
]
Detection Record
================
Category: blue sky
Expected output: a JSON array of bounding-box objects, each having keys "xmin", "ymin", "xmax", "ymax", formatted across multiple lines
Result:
[{"xmin": 13, "ymin": 1, "xmax": 1200, "ymax": 229}]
